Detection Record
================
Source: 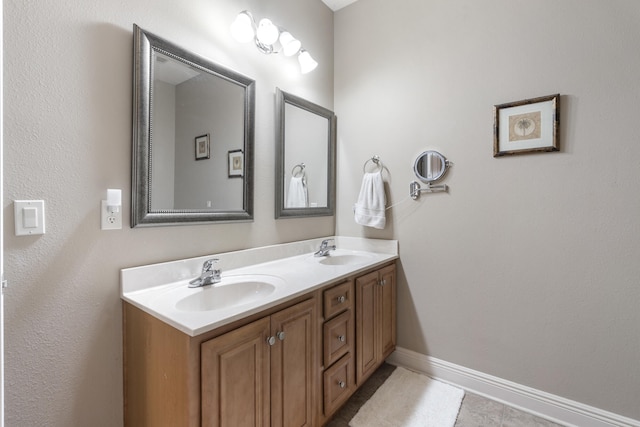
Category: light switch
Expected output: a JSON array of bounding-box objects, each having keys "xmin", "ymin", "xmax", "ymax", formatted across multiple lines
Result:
[
  {"xmin": 23, "ymin": 207, "xmax": 38, "ymax": 228},
  {"xmin": 14, "ymin": 200, "xmax": 46, "ymax": 236}
]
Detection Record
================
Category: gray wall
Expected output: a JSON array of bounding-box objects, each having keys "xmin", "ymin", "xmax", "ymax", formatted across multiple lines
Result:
[
  {"xmin": 3, "ymin": 0, "xmax": 333, "ymax": 425},
  {"xmin": 334, "ymin": 0, "xmax": 640, "ymax": 420}
]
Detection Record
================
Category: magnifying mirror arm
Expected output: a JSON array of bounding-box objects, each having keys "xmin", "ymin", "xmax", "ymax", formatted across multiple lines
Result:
[{"xmin": 410, "ymin": 181, "xmax": 448, "ymax": 200}]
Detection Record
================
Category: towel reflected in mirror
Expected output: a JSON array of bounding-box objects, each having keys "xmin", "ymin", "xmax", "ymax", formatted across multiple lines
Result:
[{"xmin": 286, "ymin": 176, "xmax": 308, "ymax": 208}]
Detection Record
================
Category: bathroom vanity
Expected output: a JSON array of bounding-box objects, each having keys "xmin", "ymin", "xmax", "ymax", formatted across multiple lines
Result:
[{"xmin": 121, "ymin": 237, "xmax": 397, "ymax": 426}]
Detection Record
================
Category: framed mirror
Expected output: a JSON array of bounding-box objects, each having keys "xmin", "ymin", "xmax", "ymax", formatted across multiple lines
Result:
[
  {"xmin": 275, "ymin": 88, "xmax": 336, "ymax": 218},
  {"xmin": 132, "ymin": 24, "xmax": 255, "ymax": 227},
  {"xmin": 413, "ymin": 150, "xmax": 450, "ymax": 183}
]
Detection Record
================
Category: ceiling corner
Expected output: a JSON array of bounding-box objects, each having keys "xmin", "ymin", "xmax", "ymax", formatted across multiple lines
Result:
[{"xmin": 321, "ymin": 0, "xmax": 358, "ymax": 12}]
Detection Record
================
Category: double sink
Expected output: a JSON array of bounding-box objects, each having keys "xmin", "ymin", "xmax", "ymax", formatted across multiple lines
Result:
[
  {"xmin": 121, "ymin": 238, "xmax": 397, "ymax": 336},
  {"xmin": 175, "ymin": 251, "xmax": 374, "ymax": 312}
]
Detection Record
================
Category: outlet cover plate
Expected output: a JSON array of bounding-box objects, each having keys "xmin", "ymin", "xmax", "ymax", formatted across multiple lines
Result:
[{"xmin": 101, "ymin": 200, "xmax": 122, "ymax": 230}]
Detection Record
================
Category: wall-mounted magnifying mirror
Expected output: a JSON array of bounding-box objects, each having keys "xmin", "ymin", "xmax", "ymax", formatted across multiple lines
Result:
[
  {"xmin": 413, "ymin": 150, "xmax": 450, "ymax": 183},
  {"xmin": 275, "ymin": 88, "xmax": 336, "ymax": 218},
  {"xmin": 410, "ymin": 150, "xmax": 451, "ymax": 200},
  {"xmin": 132, "ymin": 24, "xmax": 255, "ymax": 227}
]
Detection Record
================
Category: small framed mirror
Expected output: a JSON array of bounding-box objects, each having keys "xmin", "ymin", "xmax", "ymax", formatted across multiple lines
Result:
[
  {"xmin": 275, "ymin": 88, "xmax": 336, "ymax": 218},
  {"xmin": 413, "ymin": 150, "xmax": 450, "ymax": 183},
  {"xmin": 132, "ymin": 25, "xmax": 256, "ymax": 227}
]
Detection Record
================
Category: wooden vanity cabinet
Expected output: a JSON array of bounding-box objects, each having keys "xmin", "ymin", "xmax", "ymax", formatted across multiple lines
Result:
[
  {"xmin": 201, "ymin": 298, "xmax": 316, "ymax": 427},
  {"xmin": 123, "ymin": 295, "xmax": 318, "ymax": 427},
  {"xmin": 355, "ymin": 263, "xmax": 396, "ymax": 385},
  {"xmin": 124, "ymin": 260, "xmax": 397, "ymax": 427}
]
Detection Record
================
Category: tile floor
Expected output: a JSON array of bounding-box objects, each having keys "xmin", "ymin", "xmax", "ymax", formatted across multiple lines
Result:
[{"xmin": 326, "ymin": 363, "xmax": 565, "ymax": 427}]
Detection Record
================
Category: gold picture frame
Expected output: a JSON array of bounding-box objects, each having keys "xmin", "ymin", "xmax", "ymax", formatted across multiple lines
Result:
[{"xmin": 493, "ymin": 94, "xmax": 559, "ymax": 157}]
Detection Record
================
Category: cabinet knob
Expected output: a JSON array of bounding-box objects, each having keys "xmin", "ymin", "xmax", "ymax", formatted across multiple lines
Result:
[
  {"xmin": 379, "ymin": 279, "xmax": 386, "ymax": 286},
  {"xmin": 276, "ymin": 331, "xmax": 286, "ymax": 341},
  {"xmin": 267, "ymin": 336, "xmax": 276, "ymax": 346},
  {"xmin": 338, "ymin": 381, "xmax": 346, "ymax": 389},
  {"xmin": 338, "ymin": 335, "xmax": 345, "ymax": 343},
  {"xmin": 337, "ymin": 295, "xmax": 346, "ymax": 303}
]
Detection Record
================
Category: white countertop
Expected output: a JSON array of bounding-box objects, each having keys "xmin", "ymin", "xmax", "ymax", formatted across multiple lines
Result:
[{"xmin": 121, "ymin": 236, "xmax": 398, "ymax": 336}]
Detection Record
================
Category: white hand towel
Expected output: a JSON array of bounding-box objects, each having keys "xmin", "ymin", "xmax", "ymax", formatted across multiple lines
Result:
[
  {"xmin": 286, "ymin": 176, "xmax": 308, "ymax": 208},
  {"xmin": 354, "ymin": 172, "xmax": 386, "ymax": 229}
]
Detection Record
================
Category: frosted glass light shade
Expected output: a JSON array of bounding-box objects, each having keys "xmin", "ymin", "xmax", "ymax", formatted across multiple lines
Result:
[
  {"xmin": 279, "ymin": 32, "xmax": 301, "ymax": 56},
  {"xmin": 231, "ymin": 12, "xmax": 255, "ymax": 43},
  {"xmin": 107, "ymin": 189, "xmax": 121, "ymax": 206},
  {"xmin": 256, "ymin": 18, "xmax": 279, "ymax": 45},
  {"xmin": 107, "ymin": 189, "xmax": 122, "ymax": 213},
  {"xmin": 298, "ymin": 50, "xmax": 318, "ymax": 74}
]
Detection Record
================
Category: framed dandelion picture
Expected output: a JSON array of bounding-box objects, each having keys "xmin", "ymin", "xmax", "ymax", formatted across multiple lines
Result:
[{"xmin": 493, "ymin": 94, "xmax": 559, "ymax": 157}]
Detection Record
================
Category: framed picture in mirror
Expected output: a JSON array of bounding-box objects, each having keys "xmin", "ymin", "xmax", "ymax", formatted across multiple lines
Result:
[
  {"xmin": 195, "ymin": 134, "xmax": 210, "ymax": 160},
  {"xmin": 228, "ymin": 149, "xmax": 243, "ymax": 178},
  {"xmin": 493, "ymin": 94, "xmax": 559, "ymax": 157}
]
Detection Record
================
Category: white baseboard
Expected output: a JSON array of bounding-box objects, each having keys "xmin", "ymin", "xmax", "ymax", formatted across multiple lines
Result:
[{"xmin": 386, "ymin": 347, "xmax": 640, "ymax": 427}]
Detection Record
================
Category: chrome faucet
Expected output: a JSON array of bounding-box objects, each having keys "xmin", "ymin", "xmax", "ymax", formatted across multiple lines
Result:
[
  {"xmin": 189, "ymin": 258, "xmax": 222, "ymax": 288},
  {"xmin": 314, "ymin": 239, "xmax": 336, "ymax": 257}
]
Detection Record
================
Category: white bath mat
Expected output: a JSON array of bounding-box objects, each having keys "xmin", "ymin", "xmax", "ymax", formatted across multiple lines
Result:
[{"xmin": 349, "ymin": 367, "xmax": 465, "ymax": 427}]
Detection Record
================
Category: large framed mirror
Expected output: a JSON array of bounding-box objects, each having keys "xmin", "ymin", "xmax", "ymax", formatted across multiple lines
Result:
[
  {"xmin": 132, "ymin": 24, "xmax": 255, "ymax": 227},
  {"xmin": 275, "ymin": 88, "xmax": 336, "ymax": 218}
]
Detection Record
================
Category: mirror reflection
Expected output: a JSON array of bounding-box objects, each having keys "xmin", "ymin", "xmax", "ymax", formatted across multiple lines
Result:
[
  {"xmin": 413, "ymin": 150, "xmax": 450, "ymax": 183},
  {"xmin": 151, "ymin": 52, "xmax": 245, "ymax": 211},
  {"xmin": 275, "ymin": 88, "xmax": 336, "ymax": 218},
  {"xmin": 132, "ymin": 24, "xmax": 255, "ymax": 227}
]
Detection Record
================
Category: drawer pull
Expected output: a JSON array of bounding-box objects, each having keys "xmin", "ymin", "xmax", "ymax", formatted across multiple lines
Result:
[
  {"xmin": 338, "ymin": 335, "xmax": 346, "ymax": 343},
  {"xmin": 338, "ymin": 381, "xmax": 346, "ymax": 388},
  {"xmin": 337, "ymin": 295, "xmax": 346, "ymax": 303},
  {"xmin": 277, "ymin": 331, "xmax": 286, "ymax": 341},
  {"xmin": 267, "ymin": 336, "xmax": 276, "ymax": 346}
]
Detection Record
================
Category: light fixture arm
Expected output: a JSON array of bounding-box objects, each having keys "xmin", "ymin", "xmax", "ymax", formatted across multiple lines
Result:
[{"xmin": 255, "ymin": 38, "xmax": 275, "ymax": 54}]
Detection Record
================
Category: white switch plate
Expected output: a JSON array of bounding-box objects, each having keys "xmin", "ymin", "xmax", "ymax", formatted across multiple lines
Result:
[
  {"xmin": 101, "ymin": 200, "xmax": 122, "ymax": 230},
  {"xmin": 14, "ymin": 200, "xmax": 46, "ymax": 236}
]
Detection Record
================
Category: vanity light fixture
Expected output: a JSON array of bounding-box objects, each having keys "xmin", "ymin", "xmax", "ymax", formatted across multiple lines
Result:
[{"xmin": 230, "ymin": 10, "xmax": 318, "ymax": 74}]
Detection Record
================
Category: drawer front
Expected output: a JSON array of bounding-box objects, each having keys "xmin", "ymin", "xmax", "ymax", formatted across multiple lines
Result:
[
  {"xmin": 323, "ymin": 310, "xmax": 353, "ymax": 367},
  {"xmin": 323, "ymin": 353, "xmax": 355, "ymax": 417},
  {"xmin": 323, "ymin": 280, "xmax": 353, "ymax": 319}
]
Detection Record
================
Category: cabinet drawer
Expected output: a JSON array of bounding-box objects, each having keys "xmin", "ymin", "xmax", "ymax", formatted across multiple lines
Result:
[
  {"xmin": 323, "ymin": 310, "xmax": 353, "ymax": 367},
  {"xmin": 323, "ymin": 353, "xmax": 355, "ymax": 417},
  {"xmin": 323, "ymin": 280, "xmax": 353, "ymax": 319}
]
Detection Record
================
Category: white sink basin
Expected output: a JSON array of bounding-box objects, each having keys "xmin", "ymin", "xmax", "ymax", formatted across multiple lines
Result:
[
  {"xmin": 314, "ymin": 250, "xmax": 375, "ymax": 266},
  {"xmin": 173, "ymin": 275, "xmax": 284, "ymax": 312}
]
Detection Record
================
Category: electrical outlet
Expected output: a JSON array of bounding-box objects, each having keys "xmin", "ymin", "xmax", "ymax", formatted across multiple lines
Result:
[{"xmin": 101, "ymin": 200, "xmax": 122, "ymax": 230}]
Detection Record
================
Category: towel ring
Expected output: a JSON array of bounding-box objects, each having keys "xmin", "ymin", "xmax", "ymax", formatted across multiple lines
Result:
[
  {"xmin": 291, "ymin": 163, "xmax": 306, "ymax": 178},
  {"xmin": 363, "ymin": 155, "xmax": 383, "ymax": 173}
]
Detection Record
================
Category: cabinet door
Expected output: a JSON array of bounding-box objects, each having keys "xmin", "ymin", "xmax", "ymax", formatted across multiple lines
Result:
[
  {"xmin": 355, "ymin": 269, "xmax": 379, "ymax": 384},
  {"xmin": 379, "ymin": 264, "xmax": 397, "ymax": 359},
  {"xmin": 201, "ymin": 317, "xmax": 271, "ymax": 427},
  {"xmin": 270, "ymin": 298, "xmax": 316, "ymax": 427}
]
